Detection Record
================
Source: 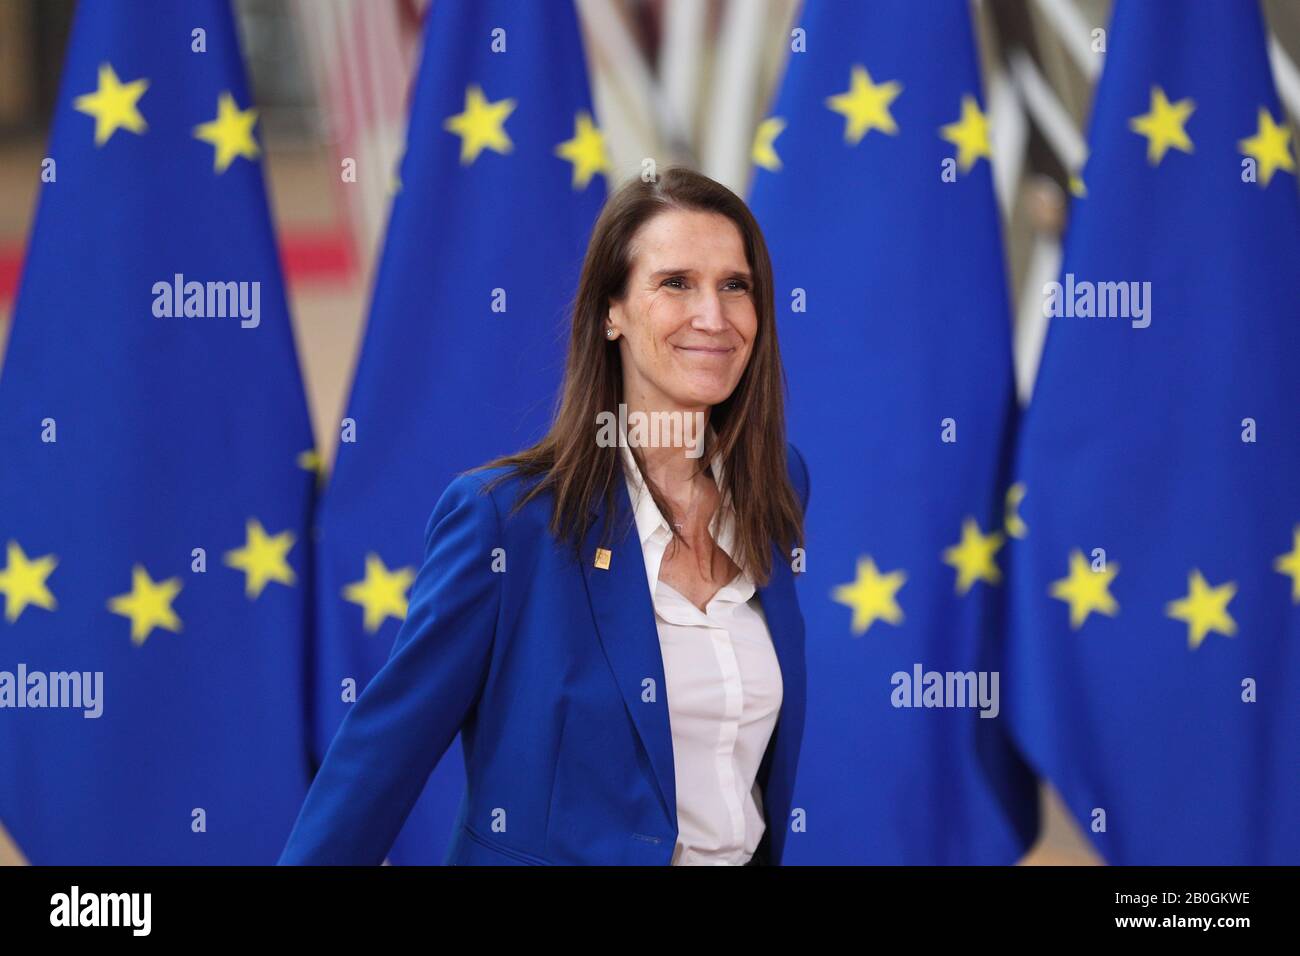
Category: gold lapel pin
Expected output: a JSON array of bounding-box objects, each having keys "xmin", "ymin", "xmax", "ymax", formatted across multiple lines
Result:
[{"xmin": 594, "ymin": 548, "xmax": 612, "ymax": 570}]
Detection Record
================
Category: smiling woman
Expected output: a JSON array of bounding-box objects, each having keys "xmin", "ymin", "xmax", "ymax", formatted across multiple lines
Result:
[
  {"xmin": 483, "ymin": 166, "xmax": 803, "ymax": 588},
  {"xmin": 612, "ymin": 209, "xmax": 757, "ymax": 408},
  {"xmin": 278, "ymin": 166, "xmax": 810, "ymax": 867}
]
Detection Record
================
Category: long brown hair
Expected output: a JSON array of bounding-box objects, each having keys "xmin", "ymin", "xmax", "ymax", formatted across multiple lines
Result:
[{"xmin": 475, "ymin": 165, "xmax": 802, "ymax": 586}]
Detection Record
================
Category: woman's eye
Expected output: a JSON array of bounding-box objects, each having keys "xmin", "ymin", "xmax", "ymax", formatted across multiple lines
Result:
[{"xmin": 660, "ymin": 276, "xmax": 747, "ymax": 291}]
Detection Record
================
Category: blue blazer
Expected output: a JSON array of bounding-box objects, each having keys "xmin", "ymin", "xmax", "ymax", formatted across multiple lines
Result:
[{"xmin": 279, "ymin": 443, "xmax": 810, "ymax": 865}]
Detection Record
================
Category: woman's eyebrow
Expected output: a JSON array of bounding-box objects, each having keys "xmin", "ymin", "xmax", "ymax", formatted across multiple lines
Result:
[{"xmin": 648, "ymin": 267, "xmax": 753, "ymax": 280}]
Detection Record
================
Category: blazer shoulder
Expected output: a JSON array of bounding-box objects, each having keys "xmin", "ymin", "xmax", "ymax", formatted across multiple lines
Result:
[
  {"xmin": 440, "ymin": 464, "xmax": 553, "ymax": 536},
  {"xmin": 785, "ymin": 441, "xmax": 811, "ymax": 515},
  {"xmin": 419, "ymin": 469, "xmax": 503, "ymax": 549}
]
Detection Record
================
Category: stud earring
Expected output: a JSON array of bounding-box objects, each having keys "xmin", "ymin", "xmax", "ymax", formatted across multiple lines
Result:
[{"xmin": 606, "ymin": 328, "xmax": 616, "ymax": 339}]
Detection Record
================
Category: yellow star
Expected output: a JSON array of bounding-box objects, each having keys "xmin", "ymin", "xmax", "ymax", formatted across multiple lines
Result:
[
  {"xmin": 825, "ymin": 65, "xmax": 902, "ymax": 144},
  {"xmin": 942, "ymin": 518, "xmax": 1004, "ymax": 595},
  {"xmin": 343, "ymin": 553, "xmax": 416, "ymax": 634},
  {"xmin": 1238, "ymin": 107, "xmax": 1295, "ymax": 187},
  {"xmin": 193, "ymin": 91, "xmax": 260, "ymax": 173},
  {"xmin": 0, "ymin": 540, "xmax": 58, "ymax": 623},
  {"xmin": 444, "ymin": 84, "xmax": 516, "ymax": 165},
  {"xmin": 940, "ymin": 94, "xmax": 991, "ymax": 172},
  {"xmin": 107, "ymin": 564, "xmax": 182, "ymax": 647},
  {"xmin": 1049, "ymin": 549, "xmax": 1119, "ymax": 630},
  {"xmin": 73, "ymin": 62, "xmax": 149, "ymax": 146},
  {"xmin": 831, "ymin": 556, "xmax": 906, "ymax": 636},
  {"xmin": 224, "ymin": 518, "xmax": 296, "ymax": 599},
  {"xmin": 297, "ymin": 448, "xmax": 326, "ymax": 487},
  {"xmin": 751, "ymin": 116, "xmax": 786, "ymax": 172},
  {"xmin": 1275, "ymin": 526, "xmax": 1300, "ymax": 603},
  {"xmin": 555, "ymin": 111, "xmax": 611, "ymax": 189},
  {"xmin": 1129, "ymin": 86, "xmax": 1195, "ymax": 165},
  {"xmin": 1004, "ymin": 483, "xmax": 1028, "ymax": 539},
  {"xmin": 1165, "ymin": 569, "xmax": 1237, "ymax": 650}
]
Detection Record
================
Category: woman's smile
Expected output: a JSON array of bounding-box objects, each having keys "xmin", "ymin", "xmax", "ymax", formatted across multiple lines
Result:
[{"xmin": 673, "ymin": 343, "xmax": 736, "ymax": 357}]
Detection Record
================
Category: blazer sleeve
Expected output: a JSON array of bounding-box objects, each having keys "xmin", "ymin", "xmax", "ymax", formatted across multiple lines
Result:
[{"xmin": 278, "ymin": 473, "xmax": 502, "ymax": 865}]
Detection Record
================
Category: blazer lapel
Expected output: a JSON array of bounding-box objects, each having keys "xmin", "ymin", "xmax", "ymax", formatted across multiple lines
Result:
[
  {"xmin": 579, "ymin": 479, "xmax": 678, "ymax": 831},
  {"xmin": 579, "ymin": 475, "xmax": 808, "ymax": 854}
]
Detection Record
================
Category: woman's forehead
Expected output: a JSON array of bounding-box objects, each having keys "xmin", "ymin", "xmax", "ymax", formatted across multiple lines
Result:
[{"xmin": 629, "ymin": 210, "xmax": 748, "ymax": 270}]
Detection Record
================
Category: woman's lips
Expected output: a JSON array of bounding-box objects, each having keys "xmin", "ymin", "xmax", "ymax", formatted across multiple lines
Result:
[{"xmin": 673, "ymin": 344, "xmax": 735, "ymax": 355}]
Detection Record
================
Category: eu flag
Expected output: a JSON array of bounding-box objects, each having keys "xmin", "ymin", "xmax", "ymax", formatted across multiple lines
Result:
[
  {"xmin": 0, "ymin": 0, "xmax": 315, "ymax": 863},
  {"xmin": 311, "ymin": 0, "xmax": 604, "ymax": 864},
  {"xmin": 747, "ymin": 0, "xmax": 1037, "ymax": 863},
  {"xmin": 1007, "ymin": 0, "xmax": 1300, "ymax": 863}
]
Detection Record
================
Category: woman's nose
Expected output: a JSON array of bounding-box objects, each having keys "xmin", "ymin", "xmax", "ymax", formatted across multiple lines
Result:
[{"xmin": 689, "ymin": 288, "xmax": 728, "ymax": 331}]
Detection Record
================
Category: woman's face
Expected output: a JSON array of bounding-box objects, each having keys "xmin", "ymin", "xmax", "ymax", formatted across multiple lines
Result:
[{"xmin": 608, "ymin": 208, "xmax": 758, "ymax": 413}]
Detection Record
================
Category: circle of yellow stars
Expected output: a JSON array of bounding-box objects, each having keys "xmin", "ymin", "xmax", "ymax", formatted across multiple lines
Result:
[
  {"xmin": 438, "ymin": 82, "xmax": 609, "ymax": 189},
  {"xmin": 0, "ymin": 537, "xmax": 419, "ymax": 642},
  {"xmin": 749, "ymin": 69, "xmax": 1294, "ymax": 190},
  {"xmin": 0, "ymin": 450, "xmax": 333, "ymax": 644},
  {"xmin": 0, "ymin": 417, "xmax": 430, "ymax": 645},
  {"xmin": 49, "ymin": 73, "xmax": 600, "ymax": 643},
  {"xmin": 827, "ymin": 484, "xmax": 1300, "ymax": 652},
  {"xmin": 72, "ymin": 61, "xmax": 261, "ymax": 176},
  {"xmin": 0, "ymin": 516, "xmax": 302, "ymax": 647},
  {"xmin": 56, "ymin": 62, "xmax": 1299, "ymax": 652},
  {"xmin": 751, "ymin": 62, "xmax": 990, "ymax": 176},
  {"xmin": 6, "ymin": 491, "xmax": 1297, "ymax": 651},
  {"xmin": 1123, "ymin": 84, "xmax": 1294, "ymax": 187},
  {"xmin": 750, "ymin": 64, "xmax": 1295, "ymax": 644}
]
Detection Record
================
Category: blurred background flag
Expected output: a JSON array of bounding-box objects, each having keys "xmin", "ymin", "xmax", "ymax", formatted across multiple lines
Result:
[
  {"xmin": 747, "ymin": 0, "xmax": 1038, "ymax": 863},
  {"xmin": 1006, "ymin": 0, "xmax": 1300, "ymax": 864},
  {"xmin": 311, "ymin": 0, "xmax": 605, "ymax": 864},
  {"xmin": 0, "ymin": 0, "xmax": 315, "ymax": 863}
]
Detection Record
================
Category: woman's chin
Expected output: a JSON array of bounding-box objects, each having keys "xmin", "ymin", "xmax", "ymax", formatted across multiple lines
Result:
[{"xmin": 658, "ymin": 384, "xmax": 726, "ymax": 410}]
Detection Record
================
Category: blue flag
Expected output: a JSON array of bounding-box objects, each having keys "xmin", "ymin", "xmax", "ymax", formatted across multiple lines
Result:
[
  {"xmin": 312, "ymin": 0, "xmax": 604, "ymax": 864},
  {"xmin": 747, "ymin": 0, "xmax": 1037, "ymax": 863},
  {"xmin": 0, "ymin": 1, "xmax": 315, "ymax": 863},
  {"xmin": 1007, "ymin": 0, "xmax": 1300, "ymax": 864}
]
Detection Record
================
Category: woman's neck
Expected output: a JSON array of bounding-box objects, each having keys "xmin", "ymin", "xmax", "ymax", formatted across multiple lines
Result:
[{"xmin": 622, "ymin": 399, "xmax": 710, "ymax": 489}]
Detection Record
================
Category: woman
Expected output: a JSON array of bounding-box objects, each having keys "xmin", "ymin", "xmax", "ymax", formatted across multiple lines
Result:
[{"xmin": 279, "ymin": 166, "xmax": 809, "ymax": 866}]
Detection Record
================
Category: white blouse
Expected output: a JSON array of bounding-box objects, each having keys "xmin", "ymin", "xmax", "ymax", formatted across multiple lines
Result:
[{"xmin": 620, "ymin": 441, "xmax": 783, "ymax": 866}]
